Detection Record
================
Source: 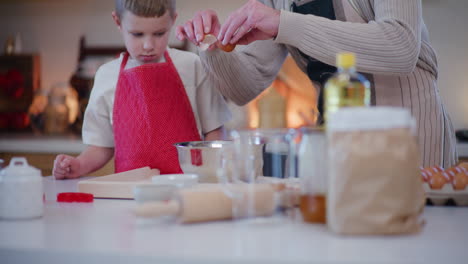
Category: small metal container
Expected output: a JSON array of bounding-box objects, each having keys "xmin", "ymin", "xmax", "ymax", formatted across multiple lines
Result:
[{"xmin": 174, "ymin": 141, "xmax": 232, "ymax": 183}]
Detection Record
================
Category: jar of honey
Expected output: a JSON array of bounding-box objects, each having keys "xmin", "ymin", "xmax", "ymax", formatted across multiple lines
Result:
[{"xmin": 298, "ymin": 127, "xmax": 327, "ymax": 224}]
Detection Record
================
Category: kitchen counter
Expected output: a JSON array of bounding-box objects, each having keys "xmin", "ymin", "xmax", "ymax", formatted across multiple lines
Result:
[
  {"xmin": 1, "ymin": 133, "xmax": 468, "ymax": 157},
  {"xmin": 1, "ymin": 177, "xmax": 467, "ymax": 264},
  {"xmin": 0, "ymin": 133, "xmax": 85, "ymax": 154}
]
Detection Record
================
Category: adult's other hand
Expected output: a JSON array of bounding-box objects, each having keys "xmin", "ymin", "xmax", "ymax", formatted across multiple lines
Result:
[{"xmin": 218, "ymin": 0, "xmax": 280, "ymax": 46}]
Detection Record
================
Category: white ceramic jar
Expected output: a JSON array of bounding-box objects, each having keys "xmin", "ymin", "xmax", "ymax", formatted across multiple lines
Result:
[{"xmin": 0, "ymin": 157, "xmax": 43, "ymax": 220}]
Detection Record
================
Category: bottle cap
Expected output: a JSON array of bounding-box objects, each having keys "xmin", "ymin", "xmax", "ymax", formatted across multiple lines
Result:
[
  {"xmin": 57, "ymin": 192, "xmax": 94, "ymax": 203},
  {"xmin": 336, "ymin": 52, "xmax": 356, "ymax": 69}
]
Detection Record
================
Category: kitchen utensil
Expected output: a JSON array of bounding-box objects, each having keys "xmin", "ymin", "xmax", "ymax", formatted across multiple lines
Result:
[
  {"xmin": 174, "ymin": 140, "xmax": 232, "ymax": 183},
  {"xmin": 134, "ymin": 184, "xmax": 275, "ymax": 223},
  {"xmin": 57, "ymin": 192, "xmax": 94, "ymax": 203},
  {"xmin": 77, "ymin": 166, "xmax": 160, "ymax": 199},
  {"xmin": 217, "ymin": 128, "xmax": 299, "ymax": 221}
]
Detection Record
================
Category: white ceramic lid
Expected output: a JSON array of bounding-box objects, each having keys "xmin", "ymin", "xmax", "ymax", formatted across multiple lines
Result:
[{"xmin": 0, "ymin": 157, "xmax": 41, "ymax": 179}]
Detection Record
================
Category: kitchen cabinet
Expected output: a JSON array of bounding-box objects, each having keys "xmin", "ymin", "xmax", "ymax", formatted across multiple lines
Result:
[{"xmin": 0, "ymin": 54, "xmax": 40, "ymax": 131}]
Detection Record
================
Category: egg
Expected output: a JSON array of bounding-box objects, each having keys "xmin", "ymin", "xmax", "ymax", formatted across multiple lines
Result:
[
  {"xmin": 198, "ymin": 34, "xmax": 218, "ymax": 51},
  {"xmin": 458, "ymin": 162, "xmax": 468, "ymax": 171},
  {"xmin": 429, "ymin": 166, "xmax": 444, "ymax": 173},
  {"xmin": 421, "ymin": 171, "xmax": 429, "ymax": 182},
  {"xmin": 452, "ymin": 170, "xmax": 468, "ymax": 190},
  {"xmin": 428, "ymin": 172, "xmax": 449, "ymax": 190},
  {"xmin": 217, "ymin": 42, "xmax": 236, "ymax": 52},
  {"xmin": 199, "ymin": 34, "xmax": 237, "ymax": 52},
  {"xmin": 444, "ymin": 166, "xmax": 465, "ymax": 181}
]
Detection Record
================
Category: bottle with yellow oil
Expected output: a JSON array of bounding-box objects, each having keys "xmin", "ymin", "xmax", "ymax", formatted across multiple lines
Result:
[{"xmin": 324, "ymin": 52, "xmax": 370, "ymax": 122}]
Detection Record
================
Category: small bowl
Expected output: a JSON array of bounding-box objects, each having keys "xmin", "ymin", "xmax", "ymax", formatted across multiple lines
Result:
[
  {"xmin": 133, "ymin": 184, "xmax": 177, "ymax": 204},
  {"xmin": 152, "ymin": 174, "xmax": 199, "ymax": 188},
  {"xmin": 174, "ymin": 141, "xmax": 233, "ymax": 183}
]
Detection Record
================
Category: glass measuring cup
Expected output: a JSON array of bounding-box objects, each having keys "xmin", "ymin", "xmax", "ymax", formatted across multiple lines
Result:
[{"xmin": 216, "ymin": 128, "xmax": 299, "ymax": 222}]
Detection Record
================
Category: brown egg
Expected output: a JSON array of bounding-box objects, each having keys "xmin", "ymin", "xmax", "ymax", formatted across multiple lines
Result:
[
  {"xmin": 428, "ymin": 172, "xmax": 449, "ymax": 189},
  {"xmin": 452, "ymin": 170, "xmax": 468, "ymax": 190},
  {"xmin": 429, "ymin": 166, "xmax": 444, "ymax": 173},
  {"xmin": 445, "ymin": 166, "xmax": 464, "ymax": 175},
  {"xmin": 217, "ymin": 42, "xmax": 236, "ymax": 52},
  {"xmin": 421, "ymin": 168, "xmax": 433, "ymax": 182},
  {"xmin": 445, "ymin": 171, "xmax": 456, "ymax": 182},
  {"xmin": 458, "ymin": 162, "xmax": 468, "ymax": 171},
  {"xmin": 421, "ymin": 171, "xmax": 429, "ymax": 182}
]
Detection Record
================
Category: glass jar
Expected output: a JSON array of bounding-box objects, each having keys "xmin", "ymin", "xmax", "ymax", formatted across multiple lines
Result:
[
  {"xmin": 298, "ymin": 126, "xmax": 327, "ymax": 224},
  {"xmin": 217, "ymin": 128, "xmax": 299, "ymax": 222},
  {"xmin": 44, "ymin": 87, "xmax": 69, "ymax": 134}
]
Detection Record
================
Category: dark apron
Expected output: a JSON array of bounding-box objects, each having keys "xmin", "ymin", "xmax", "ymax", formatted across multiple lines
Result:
[{"xmin": 291, "ymin": 0, "xmax": 337, "ymax": 123}]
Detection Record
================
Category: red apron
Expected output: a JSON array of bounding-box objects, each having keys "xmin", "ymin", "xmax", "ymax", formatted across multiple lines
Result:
[{"xmin": 113, "ymin": 51, "xmax": 201, "ymax": 174}]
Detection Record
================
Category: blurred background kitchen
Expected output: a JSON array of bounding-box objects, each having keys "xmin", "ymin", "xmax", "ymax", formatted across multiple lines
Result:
[{"xmin": 0, "ymin": 0, "xmax": 467, "ymax": 175}]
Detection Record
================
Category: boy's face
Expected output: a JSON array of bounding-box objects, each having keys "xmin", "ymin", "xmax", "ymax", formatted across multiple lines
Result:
[{"xmin": 112, "ymin": 10, "xmax": 176, "ymax": 64}]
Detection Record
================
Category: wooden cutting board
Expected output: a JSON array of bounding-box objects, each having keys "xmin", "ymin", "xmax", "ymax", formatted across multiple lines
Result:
[{"xmin": 78, "ymin": 167, "xmax": 160, "ymax": 199}]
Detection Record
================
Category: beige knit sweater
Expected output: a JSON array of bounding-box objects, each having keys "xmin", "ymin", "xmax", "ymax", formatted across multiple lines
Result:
[{"xmin": 200, "ymin": 0, "xmax": 458, "ymax": 168}]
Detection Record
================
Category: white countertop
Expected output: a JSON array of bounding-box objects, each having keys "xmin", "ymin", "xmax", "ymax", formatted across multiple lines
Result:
[{"xmin": 1, "ymin": 177, "xmax": 467, "ymax": 264}]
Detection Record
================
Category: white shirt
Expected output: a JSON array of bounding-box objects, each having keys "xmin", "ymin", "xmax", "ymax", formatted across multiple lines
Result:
[{"xmin": 82, "ymin": 48, "xmax": 231, "ymax": 147}]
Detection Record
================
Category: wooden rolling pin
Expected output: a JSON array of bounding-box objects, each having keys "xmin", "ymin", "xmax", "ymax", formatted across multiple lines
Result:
[{"xmin": 134, "ymin": 184, "xmax": 276, "ymax": 223}]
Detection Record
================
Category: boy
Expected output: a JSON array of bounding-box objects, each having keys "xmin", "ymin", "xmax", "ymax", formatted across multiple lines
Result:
[{"xmin": 53, "ymin": 0, "xmax": 231, "ymax": 179}]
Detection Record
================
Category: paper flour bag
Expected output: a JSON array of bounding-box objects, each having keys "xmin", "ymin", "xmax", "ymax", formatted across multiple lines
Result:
[{"xmin": 327, "ymin": 107, "xmax": 425, "ymax": 235}]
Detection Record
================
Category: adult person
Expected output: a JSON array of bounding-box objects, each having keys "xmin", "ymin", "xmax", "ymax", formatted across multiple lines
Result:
[{"xmin": 176, "ymin": 0, "xmax": 458, "ymax": 168}]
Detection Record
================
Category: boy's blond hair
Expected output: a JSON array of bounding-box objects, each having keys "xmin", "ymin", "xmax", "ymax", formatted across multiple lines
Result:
[{"xmin": 115, "ymin": 0, "xmax": 176, "ymax": 19}]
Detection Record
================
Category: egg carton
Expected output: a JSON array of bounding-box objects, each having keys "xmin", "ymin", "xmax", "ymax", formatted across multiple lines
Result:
[{"xmin": 423, "ymin": 183, "xmax": 468, "ymax": 206}]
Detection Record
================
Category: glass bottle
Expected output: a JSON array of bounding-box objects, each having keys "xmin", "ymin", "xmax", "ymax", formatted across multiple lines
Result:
[
  {"xmin": 44, "ymin": 86, "xmax": 69, "ymax": 134},
  {"xmin": 324, "ymin": 52, "xmax": 370, "ymax": 123}
]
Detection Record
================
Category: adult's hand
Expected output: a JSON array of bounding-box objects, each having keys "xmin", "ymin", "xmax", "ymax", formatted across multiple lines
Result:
[
  {"xmin": 218, "ymin": 0, "xmax": 280, "ymax": 46},
  {"xmin": 175, "ymin": 8, "xmax": 221, "ymax": 47}
]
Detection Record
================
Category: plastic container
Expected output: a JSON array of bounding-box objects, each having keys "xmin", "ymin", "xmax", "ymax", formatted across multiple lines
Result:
[{"xmin": 0, "ymin": 157, "xmax": 43, "ymax": 220}]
